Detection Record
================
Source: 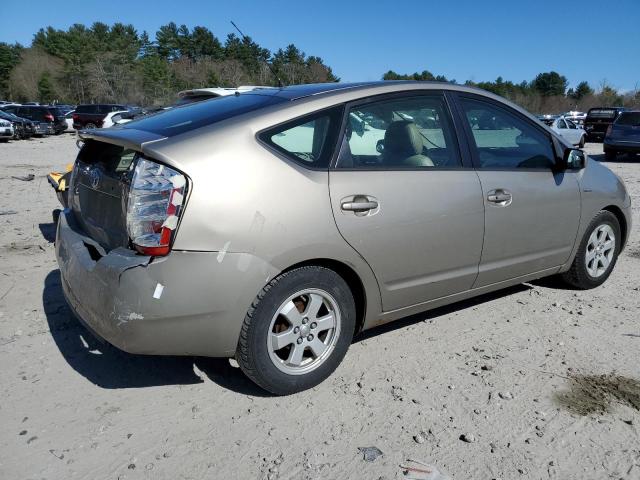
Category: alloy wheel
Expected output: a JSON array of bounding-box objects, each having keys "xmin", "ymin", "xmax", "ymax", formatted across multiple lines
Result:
[
  {"xmin": 585, "ymin": 224, "xmax": 615, "ymax": 278},
  {"xmin": 267, "ymin": 289, "xmax": 341, "ymax": 375}
]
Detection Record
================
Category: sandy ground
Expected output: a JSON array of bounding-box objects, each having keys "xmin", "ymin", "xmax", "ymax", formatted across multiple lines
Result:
[{"xmin": 1, "ymin": 133, "xmax": 639, "ymax": 480}]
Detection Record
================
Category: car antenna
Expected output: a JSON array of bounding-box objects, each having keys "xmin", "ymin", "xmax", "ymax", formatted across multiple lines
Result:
[{"xmin": 230, "ymin": 20, "xmax": 285, "ymax": 88}]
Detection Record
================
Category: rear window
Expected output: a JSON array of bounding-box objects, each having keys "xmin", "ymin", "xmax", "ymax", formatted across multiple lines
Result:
[
  {"xmin": 587, "ymin": 109, "xmax": 617, "ymax": 119},
  {"xmin": 616, "ymin": 112, "xmax": 640, "ymax": 126},
  {"xmin": 123, "ymin": 94, "xmax": 286, "ymax": 136},
  {"xmin": 76, "ymin": 105, "xmax": 97, "ymax": 114}
]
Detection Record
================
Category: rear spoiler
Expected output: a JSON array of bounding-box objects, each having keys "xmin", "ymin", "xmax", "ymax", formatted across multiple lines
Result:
[{"xmin": 79, "ymin": 127, "xmax": 167, "ymax": 152}]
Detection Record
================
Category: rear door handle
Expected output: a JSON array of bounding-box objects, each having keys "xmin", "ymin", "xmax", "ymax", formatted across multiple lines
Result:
[{"xmin": 487, "ymin": 189, "xmax": 512, "ymax": 206}]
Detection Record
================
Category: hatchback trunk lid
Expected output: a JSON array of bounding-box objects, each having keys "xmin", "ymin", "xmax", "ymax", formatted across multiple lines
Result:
[{"xmin": 69, "ymin": 129, "xmax": 167, "ymax": 251}]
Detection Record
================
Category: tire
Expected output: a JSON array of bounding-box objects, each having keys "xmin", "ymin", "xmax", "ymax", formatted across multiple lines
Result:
[
  {"xmin": 604, "ymin": 148, "xmax": 616, "ymax": 161},
  {"xmin": 237, "ymin": 266, "xmax": 356, "ymax": 395},
  {"xmin": 579, "ymin": 135, "xmax": 585, "ymax": 148},
  {"xmin": 560, "ymin": 211, "xmax": 621, "ymax": 289},
  {"xmin": 84, "ymin": 123, "xmax": 97, "ymax": 129}
]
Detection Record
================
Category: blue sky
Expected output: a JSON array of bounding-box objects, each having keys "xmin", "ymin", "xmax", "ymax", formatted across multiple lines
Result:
[{"xmin": 1, "ymin": 0, "xmax": 639, "ymax": 90}]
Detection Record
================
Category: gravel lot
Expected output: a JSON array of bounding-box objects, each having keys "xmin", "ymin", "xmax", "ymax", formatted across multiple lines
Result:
[{"xmin": 1, "ymin": 134, "xmax": 639, "ymax": 480}]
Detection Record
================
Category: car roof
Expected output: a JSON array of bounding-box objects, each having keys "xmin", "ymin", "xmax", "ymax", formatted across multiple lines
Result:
[{"xmin": 244, "ymin": 80, "xmax": 503, "ymax": 102}]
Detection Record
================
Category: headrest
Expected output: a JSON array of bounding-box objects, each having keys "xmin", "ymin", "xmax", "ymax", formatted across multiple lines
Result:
[{"xmin": 384, "ymin": 121, "xmax": 423, "ymax": 156}]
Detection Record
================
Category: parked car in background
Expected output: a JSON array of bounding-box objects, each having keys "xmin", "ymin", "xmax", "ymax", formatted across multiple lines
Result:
[
  {"xmin": 562, "ymin": 111, "xmax": 587, "ymax": 126},
  {"xmin": 540, "ymin": 115, "xmax": 587, "ymax": 147},
  {"xmin": 53, "ymin": 104, "xmax": 75, "ymax": 114},
  {"xmin": 537, "ymin": 114, "xmax": 558, "ymax": 124},
  {"xmin": 584, "ymin": 107, "xmax": 626, "ymax": 142},
  {"xmin": 72, "ymin": 104, "xmax": 131, "ymax": 129},
  {"xmin": 107, "ymin": 107, "xmax": 167, "ymax": 127},
  {"xmin": 604, "ymin": 110, "xmax": 640, "ymax": 160},
  {"xmin": 175, "ymin": 86, "xmax": 274, "ymax": 105},
  {"xmin": 0, "ymin": 118, "xmax": 14, "ymax": 142},
  {"xmin": 0, "ymin": 110, "xmax": 34, "ymax": 139},
  {"xmin": 102, "ymin": 110, "xmax": 133, "ymax": 129},
  {"xmin": 63, "ymin": 111, "xmax": 75, "ymax": 131},
  {"xmin": 0, "ymin": 105, "xmax": 67, "ymax": 134},
  {"xmin": 56, "ymin": 82, "xmax": 631, "ymax": 395}
]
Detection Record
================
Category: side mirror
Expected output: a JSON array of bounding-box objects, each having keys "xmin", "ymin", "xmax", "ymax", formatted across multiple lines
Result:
[{"xmin": 558, "ymin": 148, "xmax": 586, "ymax": 170}]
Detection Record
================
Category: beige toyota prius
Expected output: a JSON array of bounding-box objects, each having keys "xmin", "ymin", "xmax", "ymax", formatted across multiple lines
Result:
[{"xmin": 56, "ymin": 82, "xmax": 631, "ymax": 394}]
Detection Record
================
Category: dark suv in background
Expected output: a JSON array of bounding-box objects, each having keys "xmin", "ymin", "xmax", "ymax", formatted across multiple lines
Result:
[
  {"xmin": 72, "ymin": 104, "xmax": 128, "ymax": 129},
  {"xmin": 604, "ymin": 110, "xmax": 640, "ymax": 160},
  {"xmin": 584, "ymin": 107, "xmax": 626, "ymax": 142},
  {"xmin": 0, "ymin": 105, "xmax": 67, "ymax": 135}
]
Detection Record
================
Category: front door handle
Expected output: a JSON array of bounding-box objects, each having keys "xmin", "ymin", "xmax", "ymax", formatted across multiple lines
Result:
[
  {"xmin": 341, "ymin": 200, "xmax": 378, "ymax": 211},
  {"xmin": 340, "ymin": 195, "xmax": 379, "ymax": 216},
  {"xmin": 487, "ymin": 189, "xmax": 512, "ymax": 206}
]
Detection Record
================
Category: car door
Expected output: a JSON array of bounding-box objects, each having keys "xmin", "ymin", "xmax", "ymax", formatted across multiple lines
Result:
[
  {"xmin": 453, "ymin": 94, "xmax": 581, "ymax": 287},
  {"xmin": 329, "ymin": 92, "xmax": 485, "ymax": 311}
]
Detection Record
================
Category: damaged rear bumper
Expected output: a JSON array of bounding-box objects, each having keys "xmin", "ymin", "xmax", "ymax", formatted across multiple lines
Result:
[{"xmin": 55, "ymin": 210, "xmax": 278, "ymax": 357}]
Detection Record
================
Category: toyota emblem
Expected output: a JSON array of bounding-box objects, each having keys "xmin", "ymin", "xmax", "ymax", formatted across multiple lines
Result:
[{"xmin": 89, "ymin": 168, "xmax": 101, "ymax": 189}]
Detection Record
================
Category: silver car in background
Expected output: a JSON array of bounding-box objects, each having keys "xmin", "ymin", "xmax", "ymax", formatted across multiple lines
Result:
[{"xmin": 55, "ymin": 82, "xmax": 631, "ymax": 394}]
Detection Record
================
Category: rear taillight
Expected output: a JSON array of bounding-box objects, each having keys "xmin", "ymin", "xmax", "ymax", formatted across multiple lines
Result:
[
  {"xmin": 72, "ymin": 114, "xmax": 79, "ymax": 121},
  {"xmin": 44, "ymin": 113, "xmax": 54, "ymax": 122},
  {"xmin": 126, "ymin": 158, "xmax": 187, "ymax": 256},
  {"xmin": 605, "ymin": 125, "xmax": 613, "ymax": 137}
]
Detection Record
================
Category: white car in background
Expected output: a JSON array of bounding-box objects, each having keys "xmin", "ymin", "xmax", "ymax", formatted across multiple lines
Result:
[
  {"xmin": 0, "ymin": 118, "xmax": 14, "ymax": 142},
  {"xmin": 540, "ymin": 115, "xmax": 587, "ymax": 147},
  {"xmin": 102, "ymin": 110, "xmax": 130, "ymax": 129},
  {"xmin": 562, "ymin": 110, "xmax": 587, "ymax": 126},
  {"xmin": 64, "ymin": 111, "xmax": 74, "ymax": 131}
]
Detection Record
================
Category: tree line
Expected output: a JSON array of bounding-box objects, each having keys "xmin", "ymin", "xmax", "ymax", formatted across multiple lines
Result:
[
  {"xmin": 0, "ymin": 22, "xmax": 339, "ymax": 105},
  {"xmin": 383, "ymin": 70, "xmax": 640, "ymax": 112},
  {"xmin": 1, "ymin": 22, "xmax": 638, "ymax": 113}
]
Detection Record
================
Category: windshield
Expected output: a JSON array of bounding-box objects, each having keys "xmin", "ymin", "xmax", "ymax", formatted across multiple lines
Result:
[
  {"xmin": 616, "ymin": 112, "xmax": 640, "ymax": 126},
  {"xmin": 122, "ymin": 93, "xmax": 286, "ymax": 136},
  {"xmin": 0, "ymin": 110, "xmax": 17, "ymax": 121}
]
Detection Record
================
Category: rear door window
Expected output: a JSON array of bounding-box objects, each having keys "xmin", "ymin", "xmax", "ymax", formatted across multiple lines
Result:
[
  {"xmin": 459, "ymin": 97, "xmax": 555, "ymax": 169},
  {"xmin": 260, "ymin": 106, "xmax": 344, "ymax": 169}
]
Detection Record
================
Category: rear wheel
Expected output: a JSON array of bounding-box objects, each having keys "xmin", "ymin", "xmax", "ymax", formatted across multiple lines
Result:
[
  {"xmin": 560, "ymin": 211, "xmax": 620, "ymax": 289},
  {"xmin": 237, "ymin": 266, "xmax": 356, "ymax": 395},
  {"xmin": 604, "ymin": 148, "xmax": 616, "ymax": 161},
  {"xmin": 84, "ymin": 122, "xmax": 97, "ymax": 129}
]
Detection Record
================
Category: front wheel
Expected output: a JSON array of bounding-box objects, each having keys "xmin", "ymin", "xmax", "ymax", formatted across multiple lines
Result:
[
  {"xmin": 579, "ymin": 135, "xmax": 586, "ymax": 148},
  {"xmin": 84, "ymin": 122, "xmax": 97, "ymax": 129},
  {"xmin": 560, "ymin": 211, "xmax": 621, "ymax": 289},
  {"xmin": 237, "ymin": 266, "xmax": 356, "ymax": 395}
]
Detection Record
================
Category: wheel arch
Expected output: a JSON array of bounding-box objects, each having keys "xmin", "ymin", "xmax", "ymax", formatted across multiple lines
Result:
[
  {"xmin": 280, "ymin": 258, "xmax": 369, "ymax": 336},
  {"xmin": 602, "ymin": 205, "xmax": 628, "ymax": 250}
]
